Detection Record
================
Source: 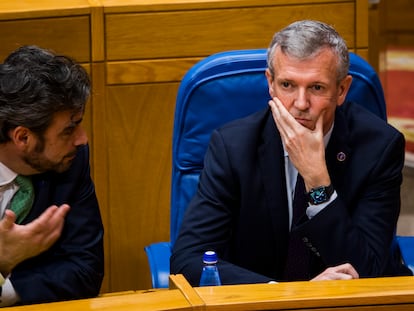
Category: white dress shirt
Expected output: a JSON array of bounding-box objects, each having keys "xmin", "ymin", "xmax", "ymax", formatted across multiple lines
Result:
[{"xmin": 0, "ymin": 161, "xmax": 21, "ymax": 307}]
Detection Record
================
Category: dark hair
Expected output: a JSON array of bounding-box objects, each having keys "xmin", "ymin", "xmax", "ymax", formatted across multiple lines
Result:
[
  {"xmin": 267, "ymin": 20, "xmax": 349, "ymax": 83},
  {"xmin": 0, "ymin": 45, "xmax": 90, "ymax": 143}
]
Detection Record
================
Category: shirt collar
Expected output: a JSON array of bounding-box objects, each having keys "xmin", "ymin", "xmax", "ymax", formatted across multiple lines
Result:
[
  {"xmin": 0, "ymin": 162, "xmax": 18, "ymax": 187},
  {"xmin": 323, "ymin": 122, "xmax": 334, "ymax": 148}
]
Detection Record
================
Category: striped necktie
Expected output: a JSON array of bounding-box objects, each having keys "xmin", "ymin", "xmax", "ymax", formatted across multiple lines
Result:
[{"xmin": 10, "ymin": 175, "xmax": 34, "ymax": 224}]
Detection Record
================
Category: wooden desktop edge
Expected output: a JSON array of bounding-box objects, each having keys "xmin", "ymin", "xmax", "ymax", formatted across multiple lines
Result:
[
  {"xmin": 0, "ymin": 275, "xmax": 413, "ymax": 310},
  {"xmin": 169, "ymin": 274, "xmax": 205, "ymax": 309},
  {"xmin": 169, "ymin": 274, "xmax": 414, "ymax": 311}
]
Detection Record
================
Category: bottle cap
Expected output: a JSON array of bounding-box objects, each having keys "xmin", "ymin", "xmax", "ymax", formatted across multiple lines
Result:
[{"xmin": 203, "ymin": 250, "xmax": 218, "ymax": 264}]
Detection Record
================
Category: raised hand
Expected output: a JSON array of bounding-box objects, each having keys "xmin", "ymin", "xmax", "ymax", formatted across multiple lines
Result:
[
  {"xmin": 268, "ymin": 97, "xmax": 331, "ymax": 190},
  {"xmin": 0, "ymin": 204, "xmax": 70, "ymax": 276}
]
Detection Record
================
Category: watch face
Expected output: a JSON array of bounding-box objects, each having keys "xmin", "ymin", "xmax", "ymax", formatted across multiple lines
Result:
[{"xmin": 310, "ymin": 187, "xmax": 328, "ymax": 204}]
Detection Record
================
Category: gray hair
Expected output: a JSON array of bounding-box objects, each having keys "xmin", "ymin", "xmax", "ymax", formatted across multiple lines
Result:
[{"xmin": 267, "ymin": 20, "xmax": 349, "ymax": 82}]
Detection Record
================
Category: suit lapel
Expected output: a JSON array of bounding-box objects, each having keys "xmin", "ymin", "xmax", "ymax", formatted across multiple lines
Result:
[
  {"xmin": 326, "ymin": 108, "xmax": 351, "ymax": 192},
  {"xmin": 258, "ymin": 110, "xmax": 290, "ymax": 242}
]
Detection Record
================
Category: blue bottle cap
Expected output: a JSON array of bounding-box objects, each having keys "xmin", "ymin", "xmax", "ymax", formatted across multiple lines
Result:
[{"xmin": 203, "ymin": 251, "xmax": 218, "ymax": 264}]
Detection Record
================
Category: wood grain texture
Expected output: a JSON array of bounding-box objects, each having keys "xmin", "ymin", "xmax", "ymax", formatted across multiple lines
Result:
[
  {"xmin": 105, "ymin": 3, "xmax": 356, "ymax": 61},
  {"xmin": 194, "ymin": 276, "xmax": 414, "ymax": 311},
  {"xmin": 2, "ymin": 275, "xmax": 414, "ymax": 310},
  {"xmin": 0, "ymin": 16, "xmax": 90, "ymax": 62},
  {"xmin": 105, "ymin": 82, "xmax": 175, "ymax": 291}
]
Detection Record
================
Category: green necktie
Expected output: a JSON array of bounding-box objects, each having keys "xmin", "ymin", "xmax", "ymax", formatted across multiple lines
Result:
[{"xmin": 10, "ymin": 175, "xmax": 34, "ymax": 224}]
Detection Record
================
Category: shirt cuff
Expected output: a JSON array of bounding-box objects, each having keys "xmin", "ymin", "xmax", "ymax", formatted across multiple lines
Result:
[{"xmin": 0, "ymin": 275, "xmax": 20, "ymax": 307}]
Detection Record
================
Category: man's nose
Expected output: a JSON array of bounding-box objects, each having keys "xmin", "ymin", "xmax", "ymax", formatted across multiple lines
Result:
[
  {"xmin": 294, "ymin": 88, "xmax": 310, "ymax": 110},
  {"xmin": 74, "ymin": 126, "xmax": 88, "ymax": 146}
]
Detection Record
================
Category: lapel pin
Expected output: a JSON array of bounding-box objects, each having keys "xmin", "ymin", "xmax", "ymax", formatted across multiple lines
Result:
[{"xmin": 337, "ymin": 152, "xmax": 346, "ymax": 162}]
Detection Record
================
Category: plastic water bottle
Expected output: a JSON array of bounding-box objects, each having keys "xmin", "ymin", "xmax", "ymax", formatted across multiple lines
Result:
[{"xmin": 199, "ymin": 250, "xmax": 222, "ymax": 286}]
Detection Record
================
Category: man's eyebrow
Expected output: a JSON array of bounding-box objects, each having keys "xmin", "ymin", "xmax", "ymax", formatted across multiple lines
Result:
[
  {"xmin": 69, "ymin": 113, "xmax": 83, "ymax": 126},
  {"xmin": 276, "ymin": 77, "xmax": 327, "ymax": 85},
  {"xmin": 59, "ymin": 117, "xmax": 83, "ymax": 135},
  {"xmin": 71, "ymin": 118, "xmax": 83, "ymax": 126}
]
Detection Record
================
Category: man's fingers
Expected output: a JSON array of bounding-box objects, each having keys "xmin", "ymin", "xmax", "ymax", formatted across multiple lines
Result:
[
  {"xmin": 336, "ymin": 263, "xmax": 359, "ymax": 279},
  {"xmin": 1, "ymin": 210, "xmax": 17, "ymax": 230},
  {"xmin": 269, "ymin": 97, "xmax": 292, "ymax": 123},
  {"xmin": 268, "ymin": 99, "xmax": 281, "ymax": 124},
  {"xmin": 56, "ymin": 204, "xmax": 71, "ymax": 218},
  {"xmin": 311, "ymin": 272, "xmax": 351, "ymax": 281},
  {"xmin": 311, "ymin": 263, "xmax": 359, "ymax": 281},
  {"xmin": 25, "ymin": 204, "xmax": 70, "ymax": 251},
  {"xmin": 315, "ymin": 110, "xmax": 325, "ymax": 133},
  {"xmin": 268, "ymin": 97, "xmax": 294, "ymax": 138},
  {"xmin": 34, "ymin": 204, "xmax": 70, "ymax": 225},
  {"xmin": 30, "ymin": 204, "xmax": 70, "ymax": 241}
]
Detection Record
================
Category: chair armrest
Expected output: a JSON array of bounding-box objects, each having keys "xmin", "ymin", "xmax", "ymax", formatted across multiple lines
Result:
[
  {"xmin": 144, "ymin": 242, "xmax": 171, "ymax": 288},
  {"xmin": 396, "ymin": 235, "xmax": 414, "ymax": 274}
]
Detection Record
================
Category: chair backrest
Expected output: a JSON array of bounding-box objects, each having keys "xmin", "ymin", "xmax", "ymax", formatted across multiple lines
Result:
[{"xmin": 170, "ymin": 49, "xmax": 386, "ymax": 245}]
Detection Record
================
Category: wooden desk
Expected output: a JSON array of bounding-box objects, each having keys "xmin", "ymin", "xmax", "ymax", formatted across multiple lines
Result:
[
  {"xmin": 0, "ymin": 0, "xmax": 370, "ymax": 293},
  {"xmin": 1, "ymin": 289, "xmax": 193, "ymax": 311},
  {"xmin": 3, "ymin": 275, "xmax": 414, "ymax": 310},
  {"xmin": 171, "ymin": 274, "xmax": 414, "ymax": 311}
]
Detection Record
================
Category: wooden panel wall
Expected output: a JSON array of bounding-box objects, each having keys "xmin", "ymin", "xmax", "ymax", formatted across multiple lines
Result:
[{"xmin": 0, "ymin": 0, "xmax": 369, "ymax": 294}]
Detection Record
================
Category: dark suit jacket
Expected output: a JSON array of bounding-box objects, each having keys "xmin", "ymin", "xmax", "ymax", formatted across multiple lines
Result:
[
  {"xmin": 171, "ymin": 102, "xmax": 412, "ymax": 286},
  {"xmin": 10, "ymin": 144, "xmax": 104, "ymax": 305}
]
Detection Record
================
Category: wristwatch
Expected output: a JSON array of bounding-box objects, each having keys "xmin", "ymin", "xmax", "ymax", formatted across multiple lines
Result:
[{"xmin": 307, "ymin": 184, "xmax": 334, "ymax": 205}]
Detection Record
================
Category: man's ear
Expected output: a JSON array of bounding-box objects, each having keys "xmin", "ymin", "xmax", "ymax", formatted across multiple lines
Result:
[
  {"xmin": 337, "ymin": 75, "xmax": 353, "ymax": 106},
  {"xmin": 265, "ymin": 69, "xmax": 275, "ymax": 97},
  {"xmin": 11, "ymin": 126, "xmax": 31, "ymax": 149}
]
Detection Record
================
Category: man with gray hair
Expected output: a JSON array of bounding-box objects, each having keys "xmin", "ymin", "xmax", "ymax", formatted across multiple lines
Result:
[
  {"xmin": 171, "ymin": 20, "xmax": 412, "ymax": 285},
  {"xmin": 0, "ymin": 46, "xmax": 103, "ymax": 306}
]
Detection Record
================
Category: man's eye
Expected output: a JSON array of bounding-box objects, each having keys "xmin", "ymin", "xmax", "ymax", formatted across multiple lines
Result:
[
  {"xmin": 281, "ymin": 82, "xmax": 290, "ymax": 88},
  {"xmin": 312, "ymin": 85, "xmax": 323, "ymax": 91},
  {"xmin": 63, "ymin": 127, "xmax": 75, "ymax": 136}
]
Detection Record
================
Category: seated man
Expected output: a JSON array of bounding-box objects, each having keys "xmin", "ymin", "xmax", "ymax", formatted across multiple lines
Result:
[
  {"xmin": 0, "ymin": 45, "xmax": 104, "ymax": 306},
  {"xmin": 171, "ymin": 20, "xmax": 412, "ymax": 285}
]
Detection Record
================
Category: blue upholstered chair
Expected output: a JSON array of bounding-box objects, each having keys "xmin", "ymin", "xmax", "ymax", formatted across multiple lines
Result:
[{"xmin": 144, "ymin": 49, "xmax": 413, "ymax": 288}]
